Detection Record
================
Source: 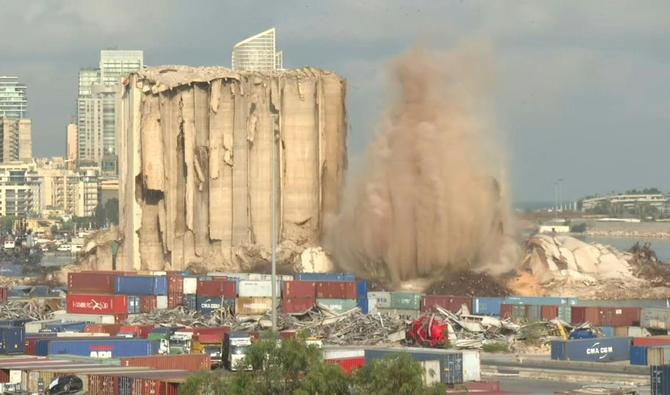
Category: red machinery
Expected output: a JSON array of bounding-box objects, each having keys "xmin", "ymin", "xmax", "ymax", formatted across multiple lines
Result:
[{"xmin": 405, "ymin": 314, "xmax": 450, "ymax": 347}]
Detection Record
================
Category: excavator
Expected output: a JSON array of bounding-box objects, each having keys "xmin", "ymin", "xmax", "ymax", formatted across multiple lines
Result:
[{"xmin": 405, "ymin": 314, "xmax": 450, "ymax": 347}]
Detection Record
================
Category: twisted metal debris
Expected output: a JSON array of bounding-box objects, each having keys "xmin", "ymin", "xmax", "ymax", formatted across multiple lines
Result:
[{"xmin": 2, "ymin": 299, "xmax": 62, "ymax": 321}]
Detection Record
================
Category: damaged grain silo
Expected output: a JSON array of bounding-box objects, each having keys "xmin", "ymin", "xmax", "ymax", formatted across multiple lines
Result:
[{"xmin": 117, "ymin": 67, "xmax": 347, "ymax": 272}]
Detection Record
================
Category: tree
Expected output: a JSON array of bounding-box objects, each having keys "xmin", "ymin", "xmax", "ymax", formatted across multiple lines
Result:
[
  {"xmin": 354, "ymin": 352, "xmax": 445, "ymax": 395},
  {"xmin": 104, "ymin": 198, "xmax": 119, "ymax": 225},
  {"xmin": 0, "ymin": 216, "xmax": 14, "ymax": 234}
]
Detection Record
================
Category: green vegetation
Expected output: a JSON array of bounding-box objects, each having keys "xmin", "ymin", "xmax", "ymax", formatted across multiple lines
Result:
[
  {"xmin": 482, "ymin": 342, "xmax": 510, "ymax": 353},
  {"xmin": 180, "ymin": 333, "xmax": 446, "ymax": 395}
]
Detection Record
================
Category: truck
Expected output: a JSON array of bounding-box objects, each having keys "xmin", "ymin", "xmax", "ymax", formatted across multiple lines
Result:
[
  {"xmin": 223, "ymin": 332, "xmax": 252, "ymax": 371},
  {"xmin": 148, "ymin": 327, "xmax": 176, "ymax": 354},
  {"xmin": 192, "ymin": 339, "xmax": 224, "ymax": 367},
  {"xmin": 168, "ymin": 331, "xmax": 193, "ymax": 355}
]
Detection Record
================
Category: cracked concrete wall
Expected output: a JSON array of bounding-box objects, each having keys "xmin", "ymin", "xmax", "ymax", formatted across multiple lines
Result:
[{"xmin": 118, "ymin": 67, "xmax": 347, "ymax": 271}]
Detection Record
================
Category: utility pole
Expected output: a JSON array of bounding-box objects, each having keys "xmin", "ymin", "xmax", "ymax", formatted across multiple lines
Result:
[{"xmin": 271, "ymin": 120, "xmax": 278, "ymax": 331}]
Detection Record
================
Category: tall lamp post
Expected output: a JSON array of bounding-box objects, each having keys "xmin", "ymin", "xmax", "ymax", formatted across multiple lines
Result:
[{"xmin": 271, "ymin": 123, "xmax": 278, "ymax": 331}]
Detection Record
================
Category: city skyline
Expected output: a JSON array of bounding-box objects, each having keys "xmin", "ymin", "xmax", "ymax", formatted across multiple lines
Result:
[{"xmin": 1, "ymin": 1, "xmax": 669, "ymax": 202}]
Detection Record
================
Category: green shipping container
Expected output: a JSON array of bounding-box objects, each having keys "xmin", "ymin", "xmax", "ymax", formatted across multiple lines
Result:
[
  {"xmin": 390, "ymin": 292, "xmax": 422, "ymax": 310},
  {"xmin": 316, "ymin": 299, "xmax": 358, "ymax": 314},
  {"xmin": 376, "ymin": 308, "xmax": 421, "ymax": 319}
]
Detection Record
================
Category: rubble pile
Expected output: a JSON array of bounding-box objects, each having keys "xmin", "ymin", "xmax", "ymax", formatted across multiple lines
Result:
[{"xmin": 4, "ymin": 299, "xmax": 62, "ymax": 321}]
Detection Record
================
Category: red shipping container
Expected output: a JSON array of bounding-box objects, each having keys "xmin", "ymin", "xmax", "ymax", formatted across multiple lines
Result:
[
  {"xmin": 197, "ymin": 279, "xmax": 236, "ymax": 298},
  {"xmin": 500, "ymin": 304, "xmax": 513, "ymax": 319},
  {"xmin": 66, "ymin": 294, "xmax": 128, "ymax": 315},
  {"xmin": 315, "ymin": 282, "xmax": 357, "ymax": 299},
  {"xmin": 541, "ymin": 305, "xmax": 559, "ymax": 320},
  {"xmin": 120, "ymin": 354, "xmax": 210, "ymax": 372},
  {"xmin": 282, "ymin": 297, "xmax": 316, "ymax": 314},
  {"xmin": 571, "ymin": 306, "xmax": 640, "ymax": 326},
  {"xmin": 68, "ymin": 272, "xmax": 117, "ymax": 293},
  {"xmin": 282, "ymin": 281, "xmax": 316, "ymax": 299},
  {"xmin": 421, "ymin": 295, "xmax": 473, "ymax": 313},
  {"xmin": 0, "ymin": 369, "xmax": 8, "ymax": 383},
  {"xmin": 191, "ymin": 327, "xmax": 230, "ymax": 343},
  {"xmin": 168, "ymin": 274, "xmax": 184, "ymax": 309},
  {"xmin": 118, "ymin": 325, "xmax": 154, "ymax": 338},
  {"xmin": 0, "ymin": 287, "xmax": 7, "ymax": 304},
  {"xmin": 325, "ymin": 356, "xmax": 365, "ymax": 375},
  {"xmin": 85, "ymin": 324, "xmax": 123, "ymax": 336},
  {"xmin": 88, "ymin": 375, "xmax": 118, "ymax": 395},
  {"xmin": 633, "ymin": 336, "xmax": 670, "ymax": 347},
  {"xmin": 140, "ymin": 296, "xmax": 157, "ymax": 313}
]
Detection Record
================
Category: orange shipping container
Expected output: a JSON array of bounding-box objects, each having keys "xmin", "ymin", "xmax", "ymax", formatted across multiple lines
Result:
[
  {"xmin": 120, "ymin": 354, "xmax": 211, "ymax": 372},
  {"xmin": 541, "ymin": 305, "xmax": 559, "ymax": 320},
  {"xmin": 85, "ymin": 324, "xmax": 123, "ymax": 336}
]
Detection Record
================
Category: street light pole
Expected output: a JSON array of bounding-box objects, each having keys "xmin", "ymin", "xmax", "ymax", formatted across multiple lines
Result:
[{"xmin": 271, "ymin": 124, "xmax": 278, "ymax": 332}]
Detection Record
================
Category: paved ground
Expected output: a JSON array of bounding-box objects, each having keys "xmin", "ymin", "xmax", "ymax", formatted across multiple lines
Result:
[{"xmin": 497, "ymin": 377, "xmax": 650, "ymax": 394}]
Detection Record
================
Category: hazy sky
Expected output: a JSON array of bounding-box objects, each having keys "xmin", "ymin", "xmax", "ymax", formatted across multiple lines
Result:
[{"xmin": 2, "ymin": 1, "xmax": 668, "ymax": 203}]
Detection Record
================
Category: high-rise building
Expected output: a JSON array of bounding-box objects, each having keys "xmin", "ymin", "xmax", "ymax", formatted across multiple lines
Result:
[
  {"xmin": 232, "ymin": 28, "xmax": 283, "ymax": 71},
  {"xmin": 0, "ymin": 163, "xmax": 40, "ymax": 217},
  {"xmin": 77, "ymin": 50, "xmax": 143, "ymax": 167},
  {"xmin": 66, "ymin": 123, "xmax": 78, "ymax": 168},
  {"xmin": 37, "ymin": 160, "xmax": 98, "ymax": 218},
  {"xmin": 0, "ymin": 117, "xmax": 32, "ymax": 163},
  {"xmin": 0, "ymin": 76, "xmax": 28, "ymax": 119}
]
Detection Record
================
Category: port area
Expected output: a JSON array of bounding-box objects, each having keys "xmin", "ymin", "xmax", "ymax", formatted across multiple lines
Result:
[{"xmin": 482, "ymin": 352, "xmax": 651, "ymax": 393}]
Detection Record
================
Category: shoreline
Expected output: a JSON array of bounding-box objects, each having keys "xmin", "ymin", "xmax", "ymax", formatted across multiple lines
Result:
[{"xmin": 584, "ymin": 230, "xmax": 670, "ymax": 240}]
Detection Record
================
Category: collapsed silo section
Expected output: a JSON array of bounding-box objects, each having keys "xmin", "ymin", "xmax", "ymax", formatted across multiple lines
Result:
[{"xmin": 117, "ymin": 67, "xmax": 347, "ymax": 272}]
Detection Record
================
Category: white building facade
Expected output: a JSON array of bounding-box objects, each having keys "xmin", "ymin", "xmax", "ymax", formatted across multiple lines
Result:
[{"xmin": 232, "ymin": 28, "xmax": 283, "ymax": 71}]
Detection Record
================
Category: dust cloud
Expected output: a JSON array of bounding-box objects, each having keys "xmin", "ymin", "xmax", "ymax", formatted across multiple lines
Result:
[{"xmin": 326, "ymin": 45, "xmax": 519, "ymax": 291}]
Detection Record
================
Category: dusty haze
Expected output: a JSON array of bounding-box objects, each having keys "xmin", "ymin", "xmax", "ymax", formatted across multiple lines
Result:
[{"xmin": 327, "ymin": 45, "xmax": 519, "ymax": 291}]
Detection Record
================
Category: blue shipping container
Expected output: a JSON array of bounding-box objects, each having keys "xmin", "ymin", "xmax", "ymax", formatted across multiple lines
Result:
[
  {"xmin": 0, "ymin": 264, "xmax": 23, "ymax": 278},
  {"xmin": 196, "ymin": 296, "xmax": 235, "ymax": 315},
  {"xmin": 365, "ymin": 348, "xmax": 463, "ymax": 384},
  {"xmin": 630, "ymin": 345, "xmax": 648, "ymax": 365},
  {"xmin": 474, "ymin": 297, "xmax": 503, "ymax": 316},
  {"xmin": 651, "ymin": 365, "xmax": 670, "ymax": 395},
  {"xmin": 115, "ymin": 276, "xmax": 168, "ymax": 296},
  {"xmin": 119, "ymin": 376, "xmax": 133, "ymax": 395},
  {"xmin": 0, "ymin": 319, "xmax": 31, "ymax": 327},
  {"xmin": 294, "ymin": 273, "xmax": 356, "ymax": 282},
  {"xmin": 128, "ymin": 296, "xmax": 141, "ymax": 314},
  {"xmin": 183, "ymin": 294, "xmax": 197, "ymax": 311},
  {"xmin": 357, "ymin": 298, "xmax": 369, "ymax": 314},
  {"xmin": 600, "ymin": 327, "xmax": 615, "ymax": 337},
  {"xmin": 356, "ymin": 281, "xmax": 368, "ymax": 299},
  {"xmin": 44, "ymin": 322, "xmax": 87, "ymax": 333},
  {"xmin": 0, "ymin": 326, "xmax": 25, "ymax": 354},
  {"xmin": 551, "ymin": 337, "xmax": 632, "ymax": 362},
  {"xmin": 47, "ymin": 339, "xmax": 160, "ymax": 358},
  {"xmin": 504, "ymin": 296, "xmax": 576, "ymax": 306}
]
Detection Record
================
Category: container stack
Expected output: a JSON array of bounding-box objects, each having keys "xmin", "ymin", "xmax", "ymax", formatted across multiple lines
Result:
[
  {"xmin": 196, "ymin": 277, "xmax": 236, "ymax": 315},
  {"xmin": 282, "ymin": 280, "xmax": 316, "ymax": 314},
  {"xmin": 66, "ymin": 272, "xmax": 130, "ymax": 324}
]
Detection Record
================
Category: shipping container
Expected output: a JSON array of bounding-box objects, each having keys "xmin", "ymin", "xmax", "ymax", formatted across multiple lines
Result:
[
  {"xmin": 196, "ymin": 279, "xmax": 236, "ymax": 298},
  {"xmin": 68, "ymin": 272, "xmax": 117, "ymax": 293},
  {"xmin": 196, "ymin": 297, "xmax": 235, "ymax": 315},
  {"xmin": 390, "ymin": 293, "xmax": 422, "ymax": 310},
  {"xmin": 140, "ymin": 296, "xmax": 157, "ymax": 314},
  {"xmin": 634, "ymin": 336, "xmax": 670, "ymax": 347},
  {"xmin": 294, "ymin": 273, "xmax": 356, "ymax": 282},
  {"xmin": 0, "ymin": 326, "xmax": 24, "ymax": 354},
  {"xmin": 0, "ymin": 288, "xmax": 8, "ymax": 304},
  {"xmin": 357, "ymin": 298, "xmax": 369, "ymax": 314},
  {"xmin": 365, "ymin": 347, "xmax": 464, "ymax": 385},
  {"xmin": 47, "ymin": 339, "xmax": 160, "ymax": 358},
  {"xmin": 236, "ymin": 297, "xmax": 273, "ymax": 316},
  {"xmin": 315, "ymin": 282, "xmax": 357, "ymax": 299},
  {"xmin": 317, "ymin": 299, "xmax": 358, "ymax": 314},
  {"xmin": 577, "ymin": 299, "xmax": 670, "ymax": 308},
  {"xmin": 120, "ymin": 354, "xmax": 210, "ymax": 371},
  {"xmin": 67, "ymin": 294, "xmax": 129, "ymax": 315},
  {"xmin": 191, "ymin": 327, "xmax": 230, "ymax": 344},
  {"xmin": 128, "ymin": 296, "xmax": 141, "ymax": 314},
  {"xmin": 651, "ymin": 365, "xmax": 670, "ymax": 395},
  {"xmin": 422, "ymin": 295, "xmax": 473, "ymax": 314},
  {"xmin": 551, "ymin": 337, "xmax": 632, "ymax": 362},
  {"xmin": 600, "ymin": 327, "xmax": 615, "ymax": 337},
  {"xmin": 52, "ymin": 312, "xmax": 121, "ymax": 325},
  {"xmin": 167, "ymin": 274, "xmax": 183, "ymax": 308},
  {"xmin": 367, "ymin": 292, "xmax": 391, "ymax": 309},
  {"xmin": 541, "ymin": 305, "xmax": 559, "ymax": 320},
  {"xmin": 461, "ymin": 350, "xmax": 480, "ymax": 382},
  {"xmin": 247, "ymin": 274, "xmax": 293, "ymax": 282},
  {"xmin": 115, "ymin": 276, "xmax": 168, "ymax": 296},
  {"xmin": 325, "ymin": 357, "xmax": 365, "ymax": 375},
  {"xmin": 183, "ymin": 277, "xmax": 198, "ymax": 294},
  {"xmin": 614, "ymin": 326, "xmax": 646, "ymax": 337},
  {"xmin": 375, "ymin": 308, "xmax": 421, "ymax": 319},
  {"xmin": 630, "ymin": 345, "xmax": 647, "ymax": 365},
  {"xmin": 571, "ymin": 307, "xmax": 641, "ymax": 326},
  {"xmin": 118, "ymin": 325, "xmax": 154, "ymax": 339},
  {"xmin": 25, "ymin": 320, "xmax": 59, "ymax": 334},
  {"xmin": 500, "ymin": 304, "xmax": 540, "ymax": 321},
  {"xmin": 647, "ymin": 346, "xmax": 670, "ymax": 366},
  {"xmin": 473, "ymin": 297, "xmax": 503, "ymax": 316},
  {"xmin": 281, "ymin": 297, "xmax": 315, "ymax": 314},
  {"xmin": 183, "ymin": 294, "xmax": 196, "ymax": 311},
  {"xmin": 88, "ymin": 375, "xmax": 118, "ymax": 395},
  {"xmin": 504, "ymin": 296, "xmax": 576, "ymax": 306},
  {"xmin": 356, "ymin": 281, "xmax": 368, "ymax": 299},
  {"xmin": 85, "ymin": 324, "xmax": 122, "ymax": 336},
  {"xmin": 558, "ymin": 304, "xmax": 572, "ymax": 323},
  {"xmin": 238, "ymin": 280, "xmax": 279, "ymax": 298},
  {"xmin": 156, "ymin": 295, "xmax": 168, "ymax": 309},
  {"xmin": 642, "ymin": 308, "xmax": 670, "ymax": 330},
  {"xmin": 282, "ymin": 281, "xmax": 316, "ymax": 299},
  {"xmin": 44, "ymin": 321, "xmax": 87, "ymax": 333}
]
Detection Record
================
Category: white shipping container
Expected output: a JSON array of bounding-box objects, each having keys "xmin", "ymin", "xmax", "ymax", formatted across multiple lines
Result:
[
  {"xmin": 208, "ymin": 272, "xmax": 251, "ymax": 280},
  {"xmin": 461, "ymin": 350, "xmax": 481, "ymax": 382},
  {"xmin": 157, "ymin": 296, "xmax": 168, "ymax": 309},
  {"xmin": 238, "ymin": 280, "xmax": 278, "ymax": 297},
  {"xmin": 324, "ymin": 348, "xmax": 364, "ymax": 360},
  {"xmin": 9, "ymin": 370, "xmax": 20, "ymax": 384},
  {"xmin": 236, "ymin": 297, "xmax": 273, "ymax": 315},
  {"xmin": 420, "ymin": 360, "xmax": 441, "ymax": 386},
  {"xmin": 368, "ymin": 292, "xmax": 391, "ymax": 308},
  {"xmin": 57, "ymin": 332, "xmax": 110, "ymax": 337},
  {"xmin": 25, "ymin": 319, "xmax": 59, "ymax": 333},
  {"xmin": 183, "ymin": 278, "xmax": 198, "ymax": 294},
  {"xmin": 367, "ymin": 296, "xmax": 378, "ymax": 314},
  {"xmin": 51, "ymin": 312, "xmax": 118, "ymax": 325}
]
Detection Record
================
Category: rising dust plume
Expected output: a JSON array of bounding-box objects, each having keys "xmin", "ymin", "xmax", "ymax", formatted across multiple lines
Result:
[{"xmin": 327, "ymin": 45, "xmax": 519, "ymax": 291}]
